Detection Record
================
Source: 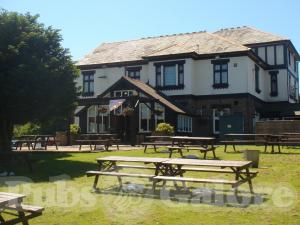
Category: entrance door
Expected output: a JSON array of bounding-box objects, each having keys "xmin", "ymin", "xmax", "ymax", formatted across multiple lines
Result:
[{"xmin": 212, "ymin": 108, "xmax": 231, "ymax": 134}]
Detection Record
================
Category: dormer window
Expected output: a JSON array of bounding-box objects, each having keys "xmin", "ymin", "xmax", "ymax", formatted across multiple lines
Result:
[
  {"xmin": 82, "ymin": 71, "xmax": 95, "ymax": 96},
  {"xmin": 126, "ymin": 66, "xmax": 141, "ymax": 79}
]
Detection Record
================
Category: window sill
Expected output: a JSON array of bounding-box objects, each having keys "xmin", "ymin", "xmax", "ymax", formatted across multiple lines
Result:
[
  {"xmin": 213, "ymin": 83, "xmax": 229, "ymax": 89},
  {"xmin": 156, "ymin": 85, "xmax": 184, "ymax": 90},
  {"xmin": 270, "ymin": 92, "xmax": 278, "ymax": 97}
]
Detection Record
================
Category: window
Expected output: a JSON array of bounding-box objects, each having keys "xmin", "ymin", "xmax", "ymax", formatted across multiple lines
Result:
[
  {"xmin": 82, "ymin": 71, "xmax": 95, "ymax": 96},
  {"xmin": 139, "ymin": 103, "xmax": 151, "ymax": 132},
  {"xmin": 154, "ymin": 60, "xmax": 185, "ymax": 90},
  {"xmin": 126, "ymin": 67, "xmax": 141, "ymax": 79},
  {"xmin": 154, "ymin": 103, "xmax": 165, "ymax": 126},
  {"xmin": 178, "ymin": 64, "xmax": 184, "ymax": 85},
  {"xmin": 255, "ymin": 65, "xmax": 261, "ymax": 93},
  {"xmin": 269, "ymin": 71, "xmax": 278, "ymax": 96},
  {"xmin": 177, "ymin": 115, "xmax": 192, "ymax": 133},
  {"xmin": 211, "ymin": 59, "xmax": 229, "ymax": 88},
  {"xmin": 288, "ymin": 50, "xmax": 291, "ymax": 65},
  {"xmin": 294, "ymin": 57, "xmax": 297, "ymax": 73},
  {"xmin": 156, "ymin": 66, "xmax": 162, "ymax": 87},
  {"xmin": 164, "ymin": 65, "xmax": 176, "ymax": 86},
  {"xmin": 98, "ymin": 105, "xmax": 110, "ymax": 133},
  {"xmin": 87, "ymin": 106, "xmax": 97, "ymax": 133},
  {"xmin": 113, "ymin": 90, "xmax": 134, "ymax": 97}
]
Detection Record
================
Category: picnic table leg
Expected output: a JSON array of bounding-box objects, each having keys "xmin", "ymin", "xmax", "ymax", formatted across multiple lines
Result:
[
  {"xmin": 278, "ymin": 144, "xmax": 281, "ymax": 153},
  {"xmin": 117, "ymin": 176, "xmax": 123, "ymax": 190},
  {"xmin": 246, "ymin": 168, "xmax": 254, "ymax": 194},
  {"xmin": 178, "ymin": 148, "xmax": 183, "ymax": 158},
  {"xmin": 224, "ymin": 144, "xmax": 227, "ymax": 152},
  {"xmin": 154, "ymin": 145, "xmax": 157, "ymax": 152},
  {"xmin": 234, "ymin": 169, "xmax": 240, "ymax": 195},
  {"xmin": 212, "ymin": 148, "xmax": 216, "ymax": 158},
  {"xmin": 203, "ymin": 151, "xmax": 207, "ymax": 159},
  {"xmin": 143, "ymin": 145, "xmax": 147, "ymax": 153},
  {"xmin": 271, "ymin": 144, "xmax": 274, "ymax": 154},
  {"xmin": 117, "ymin": 144, "xmax": 119, "ymax": 151},
  {"xmin": 19, "ymin": 211, "xmax": 29, "ymax": 225},
  {"xmin": 53, "ymin": 137, "xmax": 58, "ymax": 150},
  {"xmin": 264, "ymin": 143, "xmax": 267, "ymax": 153},
  {"xmin": 79, "ymin": 143, "xmax": 82, "ymax": 151},
  {"xmin": 233, "ymin": 145, "xmax": 236, "ymax": 152},
  {"xmin": 0, "ymin": 214, "xmax": 5, "ymax": 223},
  {"xmin": 168, "ymin": 149, "xmax": 173, "ymax": 158}
]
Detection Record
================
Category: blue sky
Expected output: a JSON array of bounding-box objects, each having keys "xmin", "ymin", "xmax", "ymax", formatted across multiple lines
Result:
[{"xmin": 1, "ymin": 0, "xmax": 300, "ymax": 61}]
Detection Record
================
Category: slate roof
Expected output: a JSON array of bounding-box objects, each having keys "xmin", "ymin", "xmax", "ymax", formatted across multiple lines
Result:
[
  {"xmin": 76, "ymin": 26, "xmax": 291, "ymax": 66},
  {"xmin": 214, "ymin": 26, "xmax": 287, "ymax": 45}
]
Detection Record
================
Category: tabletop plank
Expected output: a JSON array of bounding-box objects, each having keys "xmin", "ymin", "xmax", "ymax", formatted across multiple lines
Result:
[
  {"xmin": 163, "ymin": 158, "xmax": 252, "ymax": 168},
  {"xmin": 97, "ymin": 156, "xmax": 168, "ymax": 163},
  {"xmin": 171, "ymin": 136, "xmax": 215, "ymax": 140},
  {"xmin": 0, "ymin": 192, "xmax": 25, "ymax": 207}
]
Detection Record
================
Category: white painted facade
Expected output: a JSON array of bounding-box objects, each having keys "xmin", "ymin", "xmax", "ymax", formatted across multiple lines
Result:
[{"xmin": 77, "ymin": 54, "xmax": 298, "ymax": 103}]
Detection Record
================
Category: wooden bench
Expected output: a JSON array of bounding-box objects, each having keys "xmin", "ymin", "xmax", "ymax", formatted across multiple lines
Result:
[
  {"xmin": 185, "ymin": 146, "xmax": 217, "ymax": 159},
  {"xmin": 86, "ymin": 171, "xmax": 155, "ymax": 189},
  {"xmin": 167, "ymin": 146, "xmax": 184, "ymax": 158},
  {"xmin": 220, "ymin": 140, "xmax": 265, "ymax": 152},
  {"xmin": 152, "ymin": 176, "xmax": 239, "ymax": 191},
  {"xmin": 0, "ymin": 192, "xmax": 44, "ymax": 225},
  {"xmin": 5, "ymin": 204, "xmax": 44, "ymax": 213},
  {"xmin": 141, "ymin": 141, "xmax": 172, "ymax": 153},
  {"xmin": 77, "ymin": 139, "xmax": 120, "ymax": 151}
]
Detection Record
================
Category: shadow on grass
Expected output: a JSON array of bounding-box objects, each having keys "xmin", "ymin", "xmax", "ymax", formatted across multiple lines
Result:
[
  {"xmin": 0, "ymin": 153, "xmax": 99, "ymax": 183},
  {"xmin": 94, "ymin": 183, "xmax": 267, "ymax": 208}
]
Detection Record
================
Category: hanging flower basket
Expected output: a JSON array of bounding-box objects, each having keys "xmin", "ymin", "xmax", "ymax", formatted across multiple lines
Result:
[
  {"xmin": 123, "ymin": 107, "xmax": 135, "ymax": 116},
  {"xmin": 153, "ymin": 108, "xmax": 164, "ymax": 116},
  {"xmin": 98, "ymin": 106, "xmax": 108, "ymax": 114}
]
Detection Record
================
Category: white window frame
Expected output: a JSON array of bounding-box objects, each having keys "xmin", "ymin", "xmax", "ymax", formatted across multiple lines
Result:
[
  {"xmin": 98, "ymin": 105, "xmax": 110, "ymax": 133},
  {"xmin": 177, "ymin": 115, "xmax": 192, "ymax": 133},
  {"xmin": 87, "ymin": 105, "xmax": 97, "ymax": 133},
  {"xmin": 139, "ymin": 103, "xmax": 151, "ymax": 132}
]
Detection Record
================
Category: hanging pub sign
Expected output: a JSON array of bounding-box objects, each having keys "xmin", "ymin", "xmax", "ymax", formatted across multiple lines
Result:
[{"xmin": 109, "ymin": 99, "xmax": 125, "ymax": 112}]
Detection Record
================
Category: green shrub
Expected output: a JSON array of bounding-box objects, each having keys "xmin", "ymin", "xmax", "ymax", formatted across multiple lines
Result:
[
  {"xmin": 13, "ymin": 122, "xmax": 41, "ymax": 137},
  {"xmin": 70, "ymin": 124, "xmax": 80, "ymax": 135},
  {"xmin": 155, "ymin": 123, "xmax": 174, "ymax": 135}
]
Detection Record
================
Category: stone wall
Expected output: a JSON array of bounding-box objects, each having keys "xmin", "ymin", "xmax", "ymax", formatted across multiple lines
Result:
[{"xmin": 256, "ymin": 120, "xmax": 300, "ymax": 134}]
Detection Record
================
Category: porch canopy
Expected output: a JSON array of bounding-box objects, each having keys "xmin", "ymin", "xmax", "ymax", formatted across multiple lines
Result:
[{"xmin": 76, "ymin": 76, "xmax": 188, "ymax": 115}]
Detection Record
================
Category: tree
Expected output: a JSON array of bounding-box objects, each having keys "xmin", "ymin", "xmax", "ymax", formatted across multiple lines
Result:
[{"xmin": 0, "ymin": 10, "xmax": 79, "ymax": 152}]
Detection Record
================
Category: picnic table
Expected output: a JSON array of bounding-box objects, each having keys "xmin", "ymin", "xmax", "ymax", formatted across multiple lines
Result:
[
  {"xmin": 87, "ymin": 156, "xmax": 257, "ymax": 194},
  {"xmin": 76, "ymin": 134, "xmax": 120, "ymax": 151},
  {"xmin": 15, "ymin": 135, "xmax": 58, "ymax": 150},
  {"xmin": 222, "ymin": 133, "xmax": 284, "ymax": 153},
  {"xmin": 0, "ymin": 192, "xmax": 44, "ymax": 224},
  {"xmin": 170, "ymin": 136, "xmax": 216, "ymax": 159},
  {"xmin": 141, "ymin": 136, "xmax": 172, "ymax": 153}
]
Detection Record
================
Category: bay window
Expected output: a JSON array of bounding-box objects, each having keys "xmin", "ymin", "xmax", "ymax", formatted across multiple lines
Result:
[{"xmin": 269, "ymin": 71, "xmax": 278, "ymax": 96}]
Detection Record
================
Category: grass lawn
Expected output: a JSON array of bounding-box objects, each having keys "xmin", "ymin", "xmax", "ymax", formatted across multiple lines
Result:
[{"xmin": 1, "ymin": 145, "xmax": 300, "ymax": 225}]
